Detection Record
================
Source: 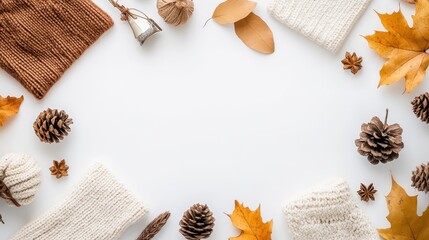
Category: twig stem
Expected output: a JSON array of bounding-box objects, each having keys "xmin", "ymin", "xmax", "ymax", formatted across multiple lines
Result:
[{"xmin": 384, "ymin": 108, "xmax": 389, "ymax": 125}]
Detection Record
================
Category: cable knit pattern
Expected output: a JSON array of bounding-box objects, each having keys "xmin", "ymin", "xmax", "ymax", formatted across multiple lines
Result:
[
  {"xmin": 0, "ymin": 153, "xmax": 41, "ymax": 206},
  {"xmin": 0, "ymin": 0, "xmax": 113, "ymax": 99},
  {"xmin": 267, "ymin": 0, "xmax": 371, "ymax": 53},
  {"xmin": 283, "ymin": 179, "xmax": 379, "ymax": 240},
  {"xmin": 12, "ymin": 163, "xmax": 148, "ymax": 240}
]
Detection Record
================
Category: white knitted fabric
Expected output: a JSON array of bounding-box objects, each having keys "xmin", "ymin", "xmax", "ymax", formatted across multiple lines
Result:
[
  {"xmin": 0, "ymin": 153, "xmax": 41, "ymax": 206},
  {"xmin": 267, "ymin": 0, "xmax": 371, "ymax": 53},
  {"xmin": 12, "ymin": 163, "xmax": 148, "ymax": 240},
  {"xmin": 283, "ymin": 179, "xmax": 379, "ymax": 240}
]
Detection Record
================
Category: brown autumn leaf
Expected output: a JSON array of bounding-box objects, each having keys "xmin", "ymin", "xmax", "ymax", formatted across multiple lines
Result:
[
  {"xmin": 0, "ymin": 96, "xmax": 24, "ymax": 127},
  {"xmin": 234, "ymin": 12, "xmax": 275, "ymax": 54},
  {"xmin": 228, "ymin": 200, "xmax": 273, "ymax": 240},
  {"xmin": 364, "ymin": 0, "xmax": 429, "ymax": 93},
  {"xmin": 378, "ymin": 176, "xmax": 429, "ymax": 240},
  {"xmin": 212, "ymin": 0, "xmax": 256, "ymax": 25}
]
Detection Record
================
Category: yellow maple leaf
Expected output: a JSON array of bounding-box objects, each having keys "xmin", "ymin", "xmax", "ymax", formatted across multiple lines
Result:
[
  {"xmin": 378, "ymin": 176, "xmax": 429, "ymax": 240},
  {"xmin": 0, "ymin": 96, "xmax": 24, "ymax": 127},
  {"xmin": 228, "ymin": 200, "xmax": 273, "ymax": 240},
  {"xmin": 364, "ymin": 0, "xmax": 429, "ymax": 93}
]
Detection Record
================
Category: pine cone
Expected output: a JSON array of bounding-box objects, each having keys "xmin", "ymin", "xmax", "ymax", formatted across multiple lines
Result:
[
  {"xmin": 179, "ymin": 204, "xmax": 215, "ymax": 240},
  {"xmin": 412, "ymin": 163, "xmax": 429, "ymax": 193},
  {"xmin": 355, "ymin": 109, "xmax": 404, "ymax": 164},
  {"xmin": 33, "ymin": 109, "xmax": 73, "ymax": 143},
  {"xmin": 411, "ymin": 92, "xmax": 429, "ymax": 124}
]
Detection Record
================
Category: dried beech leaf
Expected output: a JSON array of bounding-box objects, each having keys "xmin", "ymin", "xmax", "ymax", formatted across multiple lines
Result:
[
  {"xmin": 378, "ymin": 177, "xmax": 429, "ymax": 240},
  {"xmin": 364, "ymin": 0, "xmax": 429, "ymax": 92},
  {"xmin": 212, "ymin": 0, "xmax": 256, "ymax": 25},
  {"xmin": 0, "ymin": 96, "xmax": 23, "ymax": 127},
  {"xmin": 228, "ymin": 200, "xmax": 273, "ymax": 240},
  {"xmin": 234, "ymin": 12, "xmax": 275, "ymax": 54}
]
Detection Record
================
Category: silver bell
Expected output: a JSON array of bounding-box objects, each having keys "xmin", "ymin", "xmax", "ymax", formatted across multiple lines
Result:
[
  {"xmin": 127, "ymin": 15, "xmax": 162, "ymax": 45},
  {"xmin": 109, "ymin": 0, "xmax": 162, "ymax": 46}
]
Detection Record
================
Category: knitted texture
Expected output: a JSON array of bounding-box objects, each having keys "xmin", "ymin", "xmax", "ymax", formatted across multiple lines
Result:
[
  {"xmin": 12, "ymin": 163, "xmax": 148, "ymax": 240},
  {"xmin": 283, "ymin": 179, "xmax": 378, "ymax": 240},
  {"xmin": 267, "ymin": 0, "xmax": 371, "ymax": 53},
  {"xmin": 0, "ymin": 0, "xmax": 113, "ymax": 99},
  {"xmin": 0, "ymin": 153, "xmax": 41, "ymax": 206}
]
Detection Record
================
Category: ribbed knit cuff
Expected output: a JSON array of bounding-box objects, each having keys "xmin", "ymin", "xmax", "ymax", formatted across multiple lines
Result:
[
  {"xmin": 283, "ymin": 179, "xmax": 379, "ymax": 240},
  {"xmin": 11, "ymin": 163, "xmax": 148, "ymax": 240},
  {"xmin": 267, "ymin": 0, "xmax": 371, "ymax": 53},
  {"xmin": 0, "ymin": 0, "xmax": 113, "ymax": 99}
]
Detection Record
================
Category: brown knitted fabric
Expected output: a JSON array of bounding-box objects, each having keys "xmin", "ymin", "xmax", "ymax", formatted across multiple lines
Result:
[{"xmin": 0, "ymin": 0, "xmax": 113, "ymax": 99}]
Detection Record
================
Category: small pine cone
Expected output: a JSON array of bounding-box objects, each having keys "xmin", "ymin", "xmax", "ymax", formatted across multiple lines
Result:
[
  {"xmin": 411, "ymin": 92, "xmax": 429, "ymax": 124},
  {"xmin": 355, "ymin": 110, "xmax": 404, "ymax": 164},
  {"xmin": 33, "ymin": 109, "xmax": 73, "ymax": 143},
  {"xmin": 179, "ymin": 204, "xmax": 215, "ymax": 240},
  {"xmin": 412, "ymin": 163, "xmax": 429, "ymax": 193}
]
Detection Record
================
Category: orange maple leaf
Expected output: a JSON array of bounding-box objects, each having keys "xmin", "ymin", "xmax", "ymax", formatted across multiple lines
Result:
[
  {"xmin": 228, "ymin": 200, "xmax": 273, "ymax": 240},
  {"xmin": 378, "ymin": 177, "xmax": 429, "ymax": 240},
  {"xmin": 0, "ymin": 96, "xmax": 23, "ymax": 127},
  {"xmin": 364, "ymin": 0, "xmax": 429, "ymax": 92}
]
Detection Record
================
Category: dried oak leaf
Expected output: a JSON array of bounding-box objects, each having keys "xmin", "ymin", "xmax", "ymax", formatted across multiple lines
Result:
[
  {"xmin": 378, "ymin": 176, "xmax": 429, "ymax": 240},
  {"xmin": 212, "ymin": 0, "xmax": 256, "ymax": 25},
  {"xmin": 364, "ymin": 0, "xmax": 429, "ymax": 93},
  {"xmin": 228, "ymin": 200, "xmax": 272, "ymax": 240},
  {"xmin": 50, "ymin": 160, "xmax": 69, "ymax": 179},
  {"xmin": 234, "ymin": 12, "xmax": 275, "ymax": 54},
  {"xmin": 0, "ymin": 96, "xmax": 23, "ymax": 127}
]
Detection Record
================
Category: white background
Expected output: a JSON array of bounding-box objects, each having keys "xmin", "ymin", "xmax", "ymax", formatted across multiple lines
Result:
[{"xmin": 1, "ymin": 0, "xmax": 429, "ymax": 239}]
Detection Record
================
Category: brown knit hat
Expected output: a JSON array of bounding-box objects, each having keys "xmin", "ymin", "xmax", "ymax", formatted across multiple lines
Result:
[{"xmin": 0, "ymin": 0, "xmax": 113, "ymax": 99}]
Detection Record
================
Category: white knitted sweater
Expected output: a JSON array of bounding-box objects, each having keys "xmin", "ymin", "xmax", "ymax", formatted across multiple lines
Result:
[
  {"xmin": 12, "ymin": 163, "xmax": 147, "ymax": 240},
  {"xmin": 283, "ymin": 179, "xmax": 379, "ymax": 240},
  {"xmin": 268, "ymin": 0, "xmax": 371, "ymax": 53}
]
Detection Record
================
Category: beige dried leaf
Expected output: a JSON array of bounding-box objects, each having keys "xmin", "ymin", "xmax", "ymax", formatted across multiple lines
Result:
[
  {"xmin": 234, "ymin": 12, "xmax": 275, "ymax": 54},
  {"xmin": 212, "ymin": 0, "xmax": 256, "ymax": 25}
]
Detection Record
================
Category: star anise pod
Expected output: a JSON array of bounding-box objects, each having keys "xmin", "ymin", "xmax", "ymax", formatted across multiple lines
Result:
[
  {"xmin": 49, "ymin": 160, "xmax": 69, "ymax": 179},
  {"xmin": 357, "ymin": 183, "xmax": 377, "ymax": 202},
  {"xmin": 342, "ymin": 52, "xmax": 363, "ymax": 74}
]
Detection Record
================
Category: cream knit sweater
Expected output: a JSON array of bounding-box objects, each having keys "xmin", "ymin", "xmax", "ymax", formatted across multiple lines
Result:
[
  {"xmin": 283, "ymin": 179, "xmax": 379, "ymax": 240},
  {"xmin": 12, "ymin": 163, "xmax": 147, "ymax": 240},
  {"xmin": 268, "ymin": 0, "xmax": 371, "ymax": 53}
]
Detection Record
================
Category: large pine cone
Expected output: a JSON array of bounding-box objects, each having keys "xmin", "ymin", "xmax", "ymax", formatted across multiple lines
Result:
[
  {"xmin": 411, "ymin": 92, "xmax": 429, "ymax": 124},
  {"xmin": 412, "ymin": 163, "xmax": 429, "ymax": 193},
  {"xmin": 33, "ymin": 109, "xmax": 73, "ymax": 143},
  {"xmin": 355, "ymin": 113, "xmax": 404, "ymax": 164},
  {"xmin": 179, "ymin": 204, "xmax": 215, "ymax": 240}
]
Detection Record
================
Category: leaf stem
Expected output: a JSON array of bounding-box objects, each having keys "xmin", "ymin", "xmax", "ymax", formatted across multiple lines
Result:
[
  {"xmin": 203, "ymin": 18, "xmax": 212, "ymax": 28},
  {"xmin": 384, "ymin": 108, "xmax": 389, "ymax": 125}
]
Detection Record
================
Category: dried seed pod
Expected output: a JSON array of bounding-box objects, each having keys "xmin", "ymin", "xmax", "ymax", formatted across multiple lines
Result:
[
  {"xmin": 411, "ymin": 163, "xmax": 429, "ymax": 193},
  {"xmin": 355, "ymin": 109, "xmax": 404, "ymax": 164},
  {"xmin": 411, "ymin": 92, "xmax": 429, "ymax": 124},
  {"xmin": 357, "ymin": 183, "xmax": 377, "ymax": 202},
  {"xmin": 341, "ymin": 52, "xmax": 363, "ymax": 74},
  {"xmin": 179, "ymin": 204, "xmax": 215, "ymax": 240},
  {"xmin": 137, "ymin": 212, "xmax": 170, "ymax": 240},
  {"xmin": 33, "ymin": 108, "xmax": 73, "ymax": 143}
]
